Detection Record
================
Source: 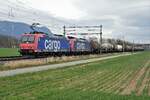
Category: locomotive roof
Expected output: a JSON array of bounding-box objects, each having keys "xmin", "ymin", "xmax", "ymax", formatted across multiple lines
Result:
[
  {"xmin": 24, "ymin": 31, "xmax": 49, "ymax": 35},
  {"xmin": 67, "ymin": 36, "xmax": 87, "ymax": 40}
]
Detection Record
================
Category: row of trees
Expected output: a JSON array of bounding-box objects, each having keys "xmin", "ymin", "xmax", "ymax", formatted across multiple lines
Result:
[{"xmin": 0, "ymin": 35, "xmax": 19, "ymax": 48}]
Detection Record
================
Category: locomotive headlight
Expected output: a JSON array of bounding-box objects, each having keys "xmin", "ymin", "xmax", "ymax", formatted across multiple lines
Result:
[
  {"xmin": 30, "ymin": 47, "xmax": 34, "ymax": 49},
  {"xmin": 20, "ymin": 47, "xmax": 24, "ymax": 49}
]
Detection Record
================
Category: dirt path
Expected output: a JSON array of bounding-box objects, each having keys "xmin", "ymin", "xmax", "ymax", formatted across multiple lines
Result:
[{"xmin": 121, "ymin": 60, "xmax": 150, "ymax": 95}]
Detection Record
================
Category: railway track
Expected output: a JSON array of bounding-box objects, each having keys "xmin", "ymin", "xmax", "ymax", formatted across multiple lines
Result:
[
  {"xmin": 0, "ymin": 53, "xmax": 108, "ymax": 62},
  {"xmin": 0, "ymin": 54, "xmax": 103, "ymax": 62},
  {"xmin": 0, "ymin": 52, "xmax": 135, "ymax": 62},
  {"xmin": 0, "ymin": 56, "xmax": 35, "ymax": 61}
]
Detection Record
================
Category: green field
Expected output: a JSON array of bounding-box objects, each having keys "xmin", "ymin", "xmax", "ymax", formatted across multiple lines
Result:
[
  {"xmin": 0, "ymin": 52, "xmax": 150, "ymax": 100},
  {"xmin": 0, "ymin": 48, "xmax": 20, "ymax": 57}
]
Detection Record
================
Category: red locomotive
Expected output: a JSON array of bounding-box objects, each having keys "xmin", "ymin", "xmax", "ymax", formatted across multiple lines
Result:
[{"xmin": 19, "ymin": 32, "xmax": 47, "ymax": 55}]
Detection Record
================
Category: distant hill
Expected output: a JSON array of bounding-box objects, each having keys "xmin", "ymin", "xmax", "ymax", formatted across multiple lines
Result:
[
  {"xmin": 0, "ymin": 21, "xmax": 53, "ymax": 38},
  {"xmin": 0, "ymin": 0, "xmax": 66, "ymax": 38}
]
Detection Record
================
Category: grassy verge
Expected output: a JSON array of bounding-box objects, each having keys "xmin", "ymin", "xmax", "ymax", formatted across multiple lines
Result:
[
  {"xmin": 0, "ymin": 53, "xmax": 118, "ymax": 71},
  {"xmin": 0, "ymin": 48, "xmax": 20, "ymax": 57},
  {"xmin": 0, "ymin": 51, "xmax": 150, "ymax": 100}
]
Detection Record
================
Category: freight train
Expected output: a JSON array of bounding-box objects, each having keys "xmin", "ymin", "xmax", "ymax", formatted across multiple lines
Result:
[{"xmin": 19, "ymin": 31, "xmax": 144, "ymax": 56}]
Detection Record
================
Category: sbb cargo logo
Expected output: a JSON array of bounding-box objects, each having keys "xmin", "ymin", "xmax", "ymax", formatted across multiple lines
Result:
[
  {"xmin": 76, "ymin": 43, "xmax": 85, "ymax": 50},
  {"xmin": 45, "ymin": 40, "xmax": 61, "ymax": 52}
]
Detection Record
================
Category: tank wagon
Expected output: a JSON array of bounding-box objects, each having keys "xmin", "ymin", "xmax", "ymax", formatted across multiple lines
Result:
[
  {"xmin": 101, "ymin": 39, "xmax": 114, "ymax": 52},
  {"xmin": 89, "ymin": 39, "xmax": 100, "ymax": 53}
]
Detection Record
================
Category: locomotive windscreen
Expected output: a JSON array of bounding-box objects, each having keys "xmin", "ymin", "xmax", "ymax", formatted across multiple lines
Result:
[{"xmin": 21, "ymin": 35, "xmax": 35, "ymax": 43}]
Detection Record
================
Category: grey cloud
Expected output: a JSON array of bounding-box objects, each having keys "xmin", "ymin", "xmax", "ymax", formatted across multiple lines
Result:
[{"xmin": 67, "ymin": 0, "xmax": 150, "ymax": 43}]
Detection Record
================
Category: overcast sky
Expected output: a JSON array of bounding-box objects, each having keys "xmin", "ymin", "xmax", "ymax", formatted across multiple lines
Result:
[{"xmin": 26, "ymin": 0, "xmax": 150, "ymax": 43}]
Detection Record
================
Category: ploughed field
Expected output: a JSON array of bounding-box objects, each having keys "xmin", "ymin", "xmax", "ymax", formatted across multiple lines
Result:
[{"xmin": 0, "ymin": 52, "xmax": 150, "ymax": 100}]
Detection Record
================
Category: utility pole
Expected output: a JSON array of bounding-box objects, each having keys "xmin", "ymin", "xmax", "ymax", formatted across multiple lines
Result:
[
  {"xmin": 11, "ymin": 22, "xmax": 14, "ymax": 48},
  {"xmin": 132, "ymin": 40, "xmax": 134, "ymax": 53},
  {"xmin": 122, "ymin": 35, "xmax": 125, "ymax": 53},
  {"xmin": 99, "ymin": 25, "xmax": 103, "ymax": 54},
  {"xmin": 8, "ymin": 7, "xmax": 14, "ymax": 48},
  {"xmin": 63, "ymin": 25, "xmax": 66, "ymax": 36}
]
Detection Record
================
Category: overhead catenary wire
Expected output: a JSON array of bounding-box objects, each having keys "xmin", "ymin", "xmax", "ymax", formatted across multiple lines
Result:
[{"xmin": 0, "ymin": 0, "xmax": 64, "ymax": 35}]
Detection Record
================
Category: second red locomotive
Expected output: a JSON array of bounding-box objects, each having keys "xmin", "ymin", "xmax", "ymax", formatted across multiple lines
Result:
[{"xmin": 19, "ymin": 32, "xmax": 92, "ymax": 56}]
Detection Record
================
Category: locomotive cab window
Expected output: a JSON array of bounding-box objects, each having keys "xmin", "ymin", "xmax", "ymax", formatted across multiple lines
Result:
[{"xmin": 21, "ymin": 35, "xmax": 35, "ymax": 43}]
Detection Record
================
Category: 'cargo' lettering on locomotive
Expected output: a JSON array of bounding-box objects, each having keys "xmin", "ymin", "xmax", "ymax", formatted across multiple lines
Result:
[
  {"xmin": 45, "ymin": 40, "xmax": 61, "ymax": 51},
  {"xmin": 76, "ymin": 42, "xmax": 85, "ymax": 50}
]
